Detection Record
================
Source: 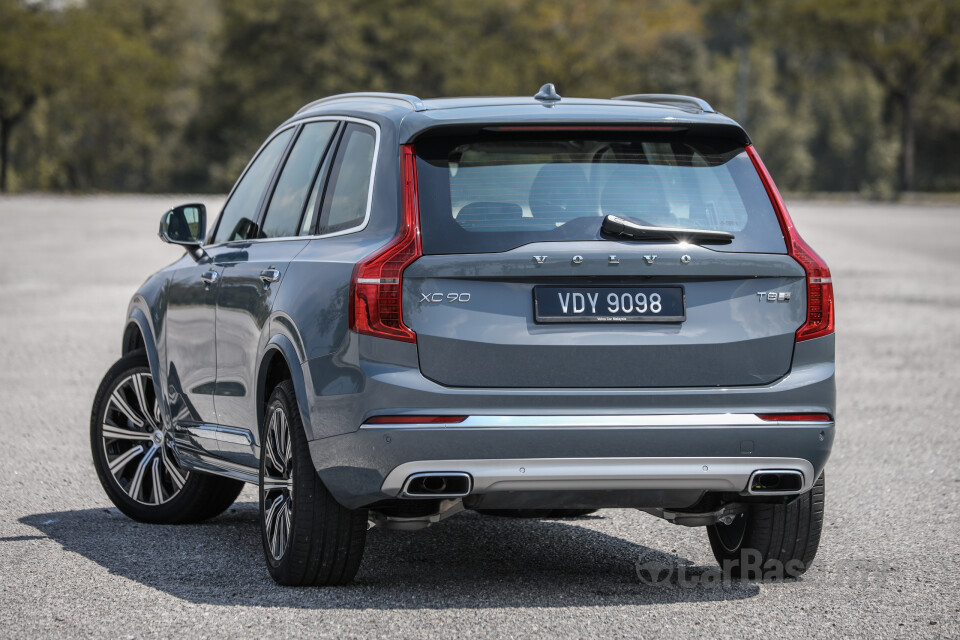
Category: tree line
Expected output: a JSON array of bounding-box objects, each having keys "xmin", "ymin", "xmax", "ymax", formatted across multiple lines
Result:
[{"xmin": 1, "ymin": 0, "xmax": 958, "ymax": 195}]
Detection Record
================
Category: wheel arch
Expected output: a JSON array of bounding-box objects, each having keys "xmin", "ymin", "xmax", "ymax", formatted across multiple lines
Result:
[
  {"xmin": 124, "ymin": 307, "xmax": 170, "ymax": 428},
  {"xmin": 257, "ymin": 335, "xmax": 314, "ymax": 440},
  {"xmin": 122, "ymin": 321, "xmax": 146, "ymax": 355}
]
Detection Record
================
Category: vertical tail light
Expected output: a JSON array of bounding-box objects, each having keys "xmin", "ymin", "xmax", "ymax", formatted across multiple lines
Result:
[
  {"xmin": 349, "ymin": 144, "xmax": 421, "ymax": 343},
  {"xmin": 747, "ymin": 145, "xmax": 835, "ymax": 341}
]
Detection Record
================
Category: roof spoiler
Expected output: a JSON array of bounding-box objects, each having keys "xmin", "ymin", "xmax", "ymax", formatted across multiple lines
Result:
[{"xmin": 612, "ymin": 94, "xmax": 716, "ymax": 114}]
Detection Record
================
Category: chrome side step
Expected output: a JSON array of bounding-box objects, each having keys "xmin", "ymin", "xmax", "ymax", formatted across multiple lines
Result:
[
  {"xmin": 175, "ymin": 448, "xmax": 259, "ymax": 484},
  {"xmin": 173, "ymin": 422, "xmax": 254, "ymax": 446},
  {"xmin": 170, "ymin": 421, "xmax": 259, "ymax": 483}
]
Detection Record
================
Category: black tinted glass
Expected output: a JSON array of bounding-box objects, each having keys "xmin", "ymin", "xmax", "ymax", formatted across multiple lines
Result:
[
  {"xmin": 300, "ymin": 126, "xmax": 340, "ymax": 235},
  {"xmin": 320, "ymin": 123, "xmax": 376, "ymax": 234},
  {"xmin": 213, "ymin": 128, "xmax": 294, "ymax": 244},
  {"xmin": 415, "ymin": 134, "xmax": 786, "ymax": 254},
  {"xmin": 261, "ymin": 121, "xmax": 338, "ymax": 239}
]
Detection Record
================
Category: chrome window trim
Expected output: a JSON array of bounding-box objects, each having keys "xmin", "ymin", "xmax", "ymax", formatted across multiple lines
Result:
[{"xmin": 205, "ymin": 115, "xmax": 382, "ymax": 248}]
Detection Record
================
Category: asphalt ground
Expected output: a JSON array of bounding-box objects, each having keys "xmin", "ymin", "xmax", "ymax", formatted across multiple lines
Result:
[{"xmin": 0, "ymin": 195, "xmax": 957, "ymax": 639}]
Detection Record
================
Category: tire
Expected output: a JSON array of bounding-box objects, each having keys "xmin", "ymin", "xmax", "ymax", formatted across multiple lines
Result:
[
  {"xmin": 259, "ymin": 380, "xmax": 367, "ymax": 586},
  {"xmin": 707, "ymin": 472, "xmax": 825, "ymax": 579},
  {"xmin": 475, "ymin": 508, "xmax": 597, "ymax": 518},
  {"xmin": 90, "ymin": 350, "xmax": 244, "ymax": 524}
]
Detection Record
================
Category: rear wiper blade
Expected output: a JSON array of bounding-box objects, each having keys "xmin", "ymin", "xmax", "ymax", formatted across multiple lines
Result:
[{"xmin": 601, "ymin": 215, "xmax": 734, "ymax": 245}]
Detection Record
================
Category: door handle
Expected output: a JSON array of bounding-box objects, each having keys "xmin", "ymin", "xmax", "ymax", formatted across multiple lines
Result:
[
  {"xmin": 200, "ymin": 270, "xmax": 220, "ymax": 285},
  {"xmin": 259, "ymin": 268, "xmax": 281, "ymax": 283}
]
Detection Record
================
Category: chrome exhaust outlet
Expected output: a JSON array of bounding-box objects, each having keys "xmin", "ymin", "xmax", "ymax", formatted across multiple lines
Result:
[
  {"xmin": 422, "ymin": 476, "xmax": 447, "ymax": 493},
  {"xmin": 401, "ymin": 472, "xmax": 472, "ymax": 498},
  {"xmin": 747, "ymin": 469, "xmax": 805, "ymax": 495}
]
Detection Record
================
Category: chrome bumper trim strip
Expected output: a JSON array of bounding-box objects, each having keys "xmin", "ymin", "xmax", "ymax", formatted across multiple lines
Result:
[{"xmin": 362, "ymin": 413, "xmax": 833, "ymax": 429}]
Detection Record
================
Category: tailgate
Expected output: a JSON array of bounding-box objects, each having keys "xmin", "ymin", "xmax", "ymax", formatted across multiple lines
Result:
[{"xmin": 407, "ymin": 128, "xmax": 800, "ymax": 388}]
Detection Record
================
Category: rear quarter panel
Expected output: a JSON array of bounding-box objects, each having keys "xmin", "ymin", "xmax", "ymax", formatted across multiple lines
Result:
[{"xmin": 266, "ymin": 116, "xmax": 403, "ymax": 440}]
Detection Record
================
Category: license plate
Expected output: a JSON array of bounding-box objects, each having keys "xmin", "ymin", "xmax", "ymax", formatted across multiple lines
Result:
[{"xmin": 534, "ymin": 286, "xmax": 685, "ymax": 323}]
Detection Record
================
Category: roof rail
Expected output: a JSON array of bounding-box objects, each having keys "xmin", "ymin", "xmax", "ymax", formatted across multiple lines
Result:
[
  {"xmin": 296, "ymin": 92, "xmax": 427, "ymax": 114},
  {"xmin": 612, "ymin": 94, "xmax": 716, "ymax": 114}
]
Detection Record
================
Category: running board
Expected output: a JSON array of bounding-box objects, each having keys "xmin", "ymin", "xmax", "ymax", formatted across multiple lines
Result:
[{"xmin": 175, "ymin": 447, "xmax": 259, "ymax": 484}]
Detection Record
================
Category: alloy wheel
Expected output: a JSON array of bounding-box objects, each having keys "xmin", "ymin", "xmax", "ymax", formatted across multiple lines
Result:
[
  {"xmin": 262, "ymin": 403, "xmax": 294, "ymax": 561},
  {"xmin": 100, "ymin": 372, "xmax": 188, "ymax": 505}
]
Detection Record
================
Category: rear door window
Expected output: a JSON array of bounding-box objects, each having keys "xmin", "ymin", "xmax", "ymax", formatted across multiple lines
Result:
[
  {"xmin": 260, "ymin": 121, "xmax": 339, "ymax": 239},
  {"xmin": 319, "ymin": 123, "xmax": 377, "ymax": 234},
  {"xmin": 414, "ymin": 134, "xmax": 785, "ymax": 254}
]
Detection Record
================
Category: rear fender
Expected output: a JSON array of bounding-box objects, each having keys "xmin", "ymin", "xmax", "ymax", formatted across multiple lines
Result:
[{"xmin": 259, "ymin": 335, "xmax": 315, "ymax": 441}]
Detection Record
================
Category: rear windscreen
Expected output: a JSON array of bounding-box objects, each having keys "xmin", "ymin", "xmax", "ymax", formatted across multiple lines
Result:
[{"xmin": 414, "ymin": 133, "xmax": 786, "ymax": 254}]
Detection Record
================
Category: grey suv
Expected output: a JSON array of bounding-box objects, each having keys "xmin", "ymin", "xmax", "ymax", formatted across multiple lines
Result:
[{"xmin": 90, "ymin": 85, "xmax": 835, "ymax": 586}]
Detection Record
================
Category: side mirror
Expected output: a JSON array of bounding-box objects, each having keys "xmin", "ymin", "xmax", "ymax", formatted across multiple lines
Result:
[{"xmin": 160, "ymin": 203, "xmax": 206, "ymax": 258}]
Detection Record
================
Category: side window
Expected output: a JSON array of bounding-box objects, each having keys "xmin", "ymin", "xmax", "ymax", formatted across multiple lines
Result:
[
  {"xmin": 212, "ymin": 128, "xmax": 294, "ymax": 244},
  {"xmin": 299, "ymin": 127, "xmax": 340, "ymax": 235},
  {"xmin": 319, "ymin": 123, "xmax": 376, "ymax": 234},
  {"xmin": 260, "ymin": 121, "xmax": 338, "ymax": 239}
]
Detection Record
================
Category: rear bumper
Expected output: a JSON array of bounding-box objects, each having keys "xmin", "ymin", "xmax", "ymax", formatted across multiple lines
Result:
[
  {"xmin": 309, "ymin": 413, "xmax": 834, "ymax": 509},
  {"xmin": 382, "ymin": 456, "xmax": 816, "ymax": 495}
]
